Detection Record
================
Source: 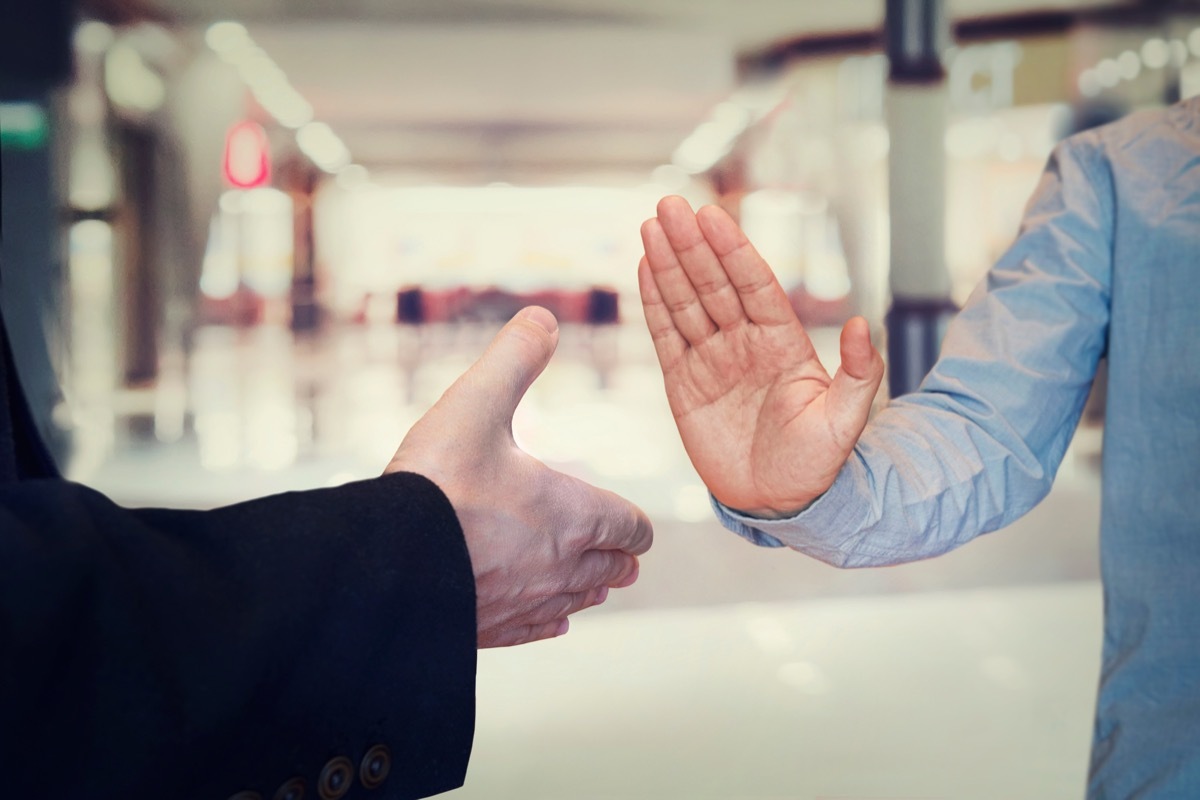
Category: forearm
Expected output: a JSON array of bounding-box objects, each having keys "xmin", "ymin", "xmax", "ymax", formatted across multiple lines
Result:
[
  {"xmin": 718, "ymin": 395, "xmax": 1085, "ymax": 570},
  {"xmin": 0, "ymin": 473, "xmax": 476, "ymax": 799},
  {"xmin": 718, "ymin": 135, "xmax": 1112, "ymax": 567}
]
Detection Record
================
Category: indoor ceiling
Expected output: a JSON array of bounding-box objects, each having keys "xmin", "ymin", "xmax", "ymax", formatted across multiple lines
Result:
[
  {"xmin": 154, "ymin": 0, "xmax": 1134, "ymax": 180},
  {"xmin": 157, "ymin": 0, "xmax": 1136, "ymax": 52}
]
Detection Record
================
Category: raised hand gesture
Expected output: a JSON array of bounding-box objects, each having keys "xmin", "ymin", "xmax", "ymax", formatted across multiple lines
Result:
[{"xmin": 639, "ymin": 196, "xmax": 884, "ymax": 518}]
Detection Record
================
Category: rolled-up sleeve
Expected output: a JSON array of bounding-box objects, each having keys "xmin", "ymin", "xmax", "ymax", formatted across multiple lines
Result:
[{"xmin": 717, "ymin": 135, "xmax": 1114, "ymax": 568}]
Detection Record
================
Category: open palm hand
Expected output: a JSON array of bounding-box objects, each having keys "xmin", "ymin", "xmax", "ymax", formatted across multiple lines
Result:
[{"xmin": 639, "ymin": 196, "xmax": 884, "ymax": 517}]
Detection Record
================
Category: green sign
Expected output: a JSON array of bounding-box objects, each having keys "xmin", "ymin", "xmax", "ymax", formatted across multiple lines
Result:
[{"xmin": 0, "ymin": 102, "xmax": 50, "ymax": 150}]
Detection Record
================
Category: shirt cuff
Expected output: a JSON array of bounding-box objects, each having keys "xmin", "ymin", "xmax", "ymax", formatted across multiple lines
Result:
[{"xmin": 709, "ymin": 460, "xmax": 873, "ymax": 566}]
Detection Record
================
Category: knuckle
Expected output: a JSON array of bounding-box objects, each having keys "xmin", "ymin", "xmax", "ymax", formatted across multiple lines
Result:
[
  {"xmin": 535, "ymin": 620, "xmax": 562, "ymax": 644},
  {"xmin": 612, "ymin": 500, "xmax": 650, "ymax": 554},
  {"xmin": 692, "ymin": 272, "xmax": 728, "ymax": 296},
  {"xmin": 561, "ymin": 483, "xmax": 602, "ymax": 549},
  {"xmin": 561, "ymin": 482, "xmax": 652, "ymax": 555},
  {"xmin": 634, "ymin": 511, "xmax": 654, "ymax": 554},
  {"xmin": 583, "ymin": 550, "xmax": 617, "ymax": 585},
  {"xmin": 516, "ymin": 624, "xmax": 541, "ymax": 646},
  {"xmin": 664, "ymin": 294, "xmax": 697, "ymax": 314},
  {"xmin": 608, "ymin": 553, "xmax": 636, "ymax": 585},
  {"xmin": 553, "ymin": 593, "xmax": 578, "ymax": 618},
  {"xmin": 608, "ymin": 553, "xmax": 638, "ymax": 589}
]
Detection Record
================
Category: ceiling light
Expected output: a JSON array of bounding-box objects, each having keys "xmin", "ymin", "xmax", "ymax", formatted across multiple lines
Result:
[
  {"xmin": 105, "ymin": 43, "xmax": 165, "ymax": 113},
  {"xmin": 1078, "ymin": 69, "xmax": 1101, "ymax": 98},
  {"xmin": 75, "ymin": 21, "xmax": 114, "ymax": 55},
  {"xmin": 1117, "ymin": 50, "xmax": 1140, "ymax": 81},
  {"xmin": 1095, "ymin": 58, "xmax": 1120, "ymax": 88},
  {"xmin": 297, "ymin": 122, "xmax": 351, "ymax": 173},
  {"xmin": 206, "ymin": 21, "xmax": 250, "ymax": 56},
  {"xmin": 1170, "ymin": 39, "xmax": 1188, "ymax": 69},
  {"xmin": 1142, "ymin": 38, "xmax": 1170, "ymax": 70}
]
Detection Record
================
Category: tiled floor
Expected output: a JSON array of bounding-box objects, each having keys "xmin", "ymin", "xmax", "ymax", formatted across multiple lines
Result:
[{"xmin": 64, "ymin": 313, "xmax": 1104, "ymax": 798}]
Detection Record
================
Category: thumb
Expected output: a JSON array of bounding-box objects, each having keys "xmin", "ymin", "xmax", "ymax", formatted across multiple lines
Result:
[
  {"xmin": 825, "ymin": 316, "xmax": 884, "ymax": 445},
  {"xmin": 450, "ymin": 306, "xmax": 560, "ymax": 431}
]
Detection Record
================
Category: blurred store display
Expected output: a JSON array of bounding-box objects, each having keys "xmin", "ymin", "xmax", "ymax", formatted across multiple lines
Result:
[{"xmin": 29, "ymin": 0, "xmax": 1193, "ymax": 489}]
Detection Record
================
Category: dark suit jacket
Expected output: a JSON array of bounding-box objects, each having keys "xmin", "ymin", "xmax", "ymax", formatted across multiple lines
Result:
[{"xmin": 0, "ymin": 314, "xmax": 478, "ymax": 799}]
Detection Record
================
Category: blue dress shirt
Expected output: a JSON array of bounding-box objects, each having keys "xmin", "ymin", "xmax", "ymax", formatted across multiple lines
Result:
[{"xmin": 717, "ymin": 97, "xmax": 1200, "ymax": 798}]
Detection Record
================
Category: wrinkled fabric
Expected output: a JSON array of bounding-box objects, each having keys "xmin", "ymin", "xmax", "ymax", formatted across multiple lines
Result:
[{"xmin": 717, "ymin": 97, "xmax": 1200, "ymax": 798}]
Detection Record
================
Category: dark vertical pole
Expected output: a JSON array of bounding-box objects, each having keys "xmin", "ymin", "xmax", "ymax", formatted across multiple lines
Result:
[
  {"xmin": 0, "ymin": 98, "xmax": 69, "ymax": 459},
  {"xmin": 284, "ymin": 158, "xmax": 321, "ymax": 332},
  {"xmin": 115, "ymin": 122, "xmax": 162, "ymax": 386},
  {"xmin": 0, "ymin": 0, "xmax": 74, "ymax": 462},
  {"xmin": 884, "ymin": 0, "xmax": 958, "ymax": 397}
]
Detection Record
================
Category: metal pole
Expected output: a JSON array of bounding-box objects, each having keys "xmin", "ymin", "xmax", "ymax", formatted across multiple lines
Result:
[{"xmin": 884, "ymin": 0, "xmax": 958, "ymax": 397}]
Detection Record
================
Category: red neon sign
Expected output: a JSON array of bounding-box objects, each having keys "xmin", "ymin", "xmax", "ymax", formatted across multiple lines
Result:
[{"xmin": 223, "ymin": 121, "xmax": 272, "ymax": 189}]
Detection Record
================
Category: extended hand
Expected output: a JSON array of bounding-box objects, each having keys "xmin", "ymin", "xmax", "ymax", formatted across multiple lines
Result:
[
  {"xmin": 386, "ymin": 307, "xmax": 653, "ymax": 647},
  {"xmin": 639, "ymin": 196, "xmax": 884, "ymax": 517}
]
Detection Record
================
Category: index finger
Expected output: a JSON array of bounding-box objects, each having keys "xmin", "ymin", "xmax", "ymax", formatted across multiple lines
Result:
[{"xmin": 579, "ymin": 482, "xmax": 654, "ymax": 556}]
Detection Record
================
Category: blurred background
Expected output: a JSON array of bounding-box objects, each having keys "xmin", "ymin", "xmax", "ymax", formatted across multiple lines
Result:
[{"xmin": 2, "ymin": 0, "xmax": 1198, "ymax": 797}]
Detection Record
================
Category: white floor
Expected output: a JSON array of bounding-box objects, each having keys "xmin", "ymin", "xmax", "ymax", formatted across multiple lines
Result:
[
  {"xmin": 63, "ymin": 315, "xmax": 1105, "ymax": 799},
  {"xmin": 460, "ymin": 582, "xmax": 1101, "ymax": 800}
]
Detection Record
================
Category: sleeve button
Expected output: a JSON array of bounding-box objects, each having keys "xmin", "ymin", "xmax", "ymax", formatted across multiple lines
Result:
[
  {"xmin": 359, "ymin": 744, "xmax": 392, "ymax": 790},
  {"xmin": 273, "ymin": 777, "xmax": 307, "ymax": 800},
  {"xmin": 317, "ymin": 756, "xmax": 355, "ymax": 800}
]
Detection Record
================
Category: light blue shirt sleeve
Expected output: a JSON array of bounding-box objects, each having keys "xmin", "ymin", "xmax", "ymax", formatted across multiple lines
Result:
[{"xmin": 716, "ymin": 135, "xmax": 1114, "ymax": 568}]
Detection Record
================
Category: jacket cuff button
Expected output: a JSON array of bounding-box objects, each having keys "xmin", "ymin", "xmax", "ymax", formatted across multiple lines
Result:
[
  {"xmin": 317, "ymin": 756, "xmax": 354, "ymax": 800},
  {"xmin": 359, "ymin": 744, "xmax": 392, "ymax": 790},
  {"xmin": 273, "ymin": 777, "xmax": 307, "ymax": 800}
]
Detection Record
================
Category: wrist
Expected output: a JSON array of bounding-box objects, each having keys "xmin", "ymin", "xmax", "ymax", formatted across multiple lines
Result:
[{"xmin": 714, "ymin": 491, "xmax": 819, "ymax": 520}]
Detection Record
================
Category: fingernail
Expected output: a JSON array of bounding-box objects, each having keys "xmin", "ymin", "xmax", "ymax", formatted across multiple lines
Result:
[
  {"xmin": 555, "ymin": 618, "xmax": 570, "ymax": 637},
  {"xmin": 518, "ymin": 306, "xmax": 558, "ymax": 335},
  {"xmin": 595, "ymin": 586, "xmax": 609, "ymax": 605}
]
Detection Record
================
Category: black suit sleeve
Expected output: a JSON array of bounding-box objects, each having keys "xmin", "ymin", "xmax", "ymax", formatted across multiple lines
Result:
[{"xmin": 0, "ymin": 471, "xmax": 477, "ymax": 800}]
